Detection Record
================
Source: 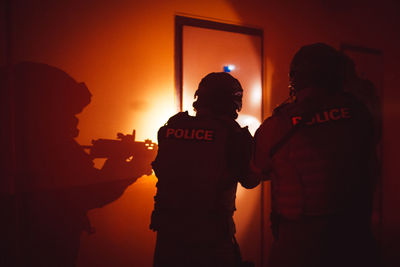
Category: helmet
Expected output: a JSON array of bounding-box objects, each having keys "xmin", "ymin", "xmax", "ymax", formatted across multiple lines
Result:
[
  {"xmin": 12, "ymin": 62, "xmax": 92, "ymax": 137},
  {"xmin": 14, "ymin": 62, "xmax": 92, "ymax": 116},
  {"xmin": 289, "ymin": 43, "xmax": 345, "ymax": 94},
  {"xmin": 193, "ymin": 72, "xmax": 243, "ymax": 119}
]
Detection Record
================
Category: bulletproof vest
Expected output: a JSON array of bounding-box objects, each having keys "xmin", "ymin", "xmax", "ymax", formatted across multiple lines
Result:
[
  {"xmin": 152, "ymin": 112, "xmax": 241, "ymax": 216},
  {"xmin": 271, "ymin": 92, "xmax": 373, "ymax": 219}
]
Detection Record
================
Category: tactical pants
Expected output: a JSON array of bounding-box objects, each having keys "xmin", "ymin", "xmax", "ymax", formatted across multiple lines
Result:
[{"xmin": 153, "ymin": 230, "xmax": 236, "ymax": 267}]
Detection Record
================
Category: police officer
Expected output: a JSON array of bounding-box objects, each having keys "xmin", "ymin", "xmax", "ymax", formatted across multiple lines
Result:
[
  {"xmin": 3, "ymin": 62, "xmax": 153, "ymax": 267},
  {"xmin": 253, "ymin": 43, "xmax": 379, "ymax": 267},
  {"xmin": 151, "ymin": 72, "xmax": 260, "ymax": 267}
]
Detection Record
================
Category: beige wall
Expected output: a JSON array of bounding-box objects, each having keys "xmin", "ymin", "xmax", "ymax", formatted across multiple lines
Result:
[{"xmin": 8, "ymin": 0, "xmax": 400, "ymax": 266}]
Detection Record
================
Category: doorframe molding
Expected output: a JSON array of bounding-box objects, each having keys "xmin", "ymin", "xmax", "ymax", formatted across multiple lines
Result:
[
  {"xmin": 174, "ymin": 15, "xmax": 264, "ymax": 114},
  {"xmin": 174, "ymin": 15, "xmax": 265, "ymax": 266}
]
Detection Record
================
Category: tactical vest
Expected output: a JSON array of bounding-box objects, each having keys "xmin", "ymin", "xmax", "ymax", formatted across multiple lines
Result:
[
  {"xmin": 151, "ymin": 112, "xmax": 249, "ymax": 232},
  {"xmin": 270, "ymin": 92, "xmax": 373, "ymax": 220}
]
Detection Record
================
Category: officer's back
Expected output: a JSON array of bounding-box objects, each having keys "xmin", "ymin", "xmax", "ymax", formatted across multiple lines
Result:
[
  {"xmin": 151, "ymin": 72, "xmax": 258, "ymax": 267},
  {"xmin": 254, "ymin": 43, "xmax": 379, "ymax": 267}
]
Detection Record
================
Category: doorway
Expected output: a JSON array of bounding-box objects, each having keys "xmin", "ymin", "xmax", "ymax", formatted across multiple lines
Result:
[{"xmin": 175, "ymin": 15, "xmax": 264, "ymax": 266}]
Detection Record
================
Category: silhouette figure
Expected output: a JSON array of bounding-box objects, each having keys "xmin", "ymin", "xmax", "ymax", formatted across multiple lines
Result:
[
  {"xmin": 253, "ymin": 44, "xmax": 379, "ymax": 267},
  {"xmin": 340, "ymin": 51, "xmax": 384, "ymax": 248},
  {"xmin": 341, "ymin": 52, "xmax": 382, "ymax": 142},
  {"xmin": 2, "ymin": 62, "xmax": 154, "ymax": 267},
  {"xmin": 150, "ymin": 72, "xmax": 260, "ymax": 267}
]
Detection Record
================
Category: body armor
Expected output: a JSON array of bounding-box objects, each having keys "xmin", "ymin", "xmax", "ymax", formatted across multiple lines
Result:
[
  {"xmin": 257, "ymin": 91, "xmax": 374, "ymax": 220},
  {"xmin": 151, "ymin": 111, "xmax": 253, "ymax": 234}
]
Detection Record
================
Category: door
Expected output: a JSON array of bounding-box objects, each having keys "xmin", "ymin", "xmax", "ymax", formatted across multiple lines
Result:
[{"xmin": 176, "ymin": 15, "xmax": 264, "ymax": 266}]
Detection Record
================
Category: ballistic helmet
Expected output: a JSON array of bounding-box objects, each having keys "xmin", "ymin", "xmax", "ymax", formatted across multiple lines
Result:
[
  {"xmin": 14, "ymin": 62, "xmax": 92, "ymax": 116},
  {"xmin": 193, "ymin": 72, "xmax": 243, "ymax": 119},
  {"xmin": 12, "ymin": 62, "xmax": 92, "ymax": 138},
  {"xmin": 289, "ymin": 43, "xmax": 345, "ymax": 94}
]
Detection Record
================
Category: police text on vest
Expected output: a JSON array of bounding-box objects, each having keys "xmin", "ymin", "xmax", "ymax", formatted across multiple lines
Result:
[{"xmin": 165, "ymin": 128, "xmax": 215, "ymax": 141}]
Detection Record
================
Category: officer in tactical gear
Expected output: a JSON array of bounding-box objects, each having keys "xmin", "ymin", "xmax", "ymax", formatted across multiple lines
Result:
[
  {"xmin": 151, "ymin": 72, "xmax": 260, "ymax": 267},
  {"xmin": 253, "ymin": 43, "xmax": 379, "ymax": 267},
  {"xmin": 1, "ymin": 62, "xmax": 153, "ymax": 267}
]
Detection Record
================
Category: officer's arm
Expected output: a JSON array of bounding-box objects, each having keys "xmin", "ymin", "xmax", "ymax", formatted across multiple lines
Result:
[
  {"xmin": 238, "ymin": 156, "xmax": 261, "ymax": 189},
  {"xmin": 239, "ymin": 167, "xmax": 262, "ymax": 189},
  {"xmin": 233, "ymin": 127, "xmax": 262, "ymax": 189},
  {"xmin": 252, "ymin": 116, "xmax": 281, "ymax": 181}
]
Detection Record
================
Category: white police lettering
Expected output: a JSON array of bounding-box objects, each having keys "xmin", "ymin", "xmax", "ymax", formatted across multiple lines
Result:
[
  {"xmin": 165, "ymin": 128, "xmax": 215, "ymax": 141},
  {"xmin": 291, "ymin": 107, "xmax": 352, "ymax": 126}
]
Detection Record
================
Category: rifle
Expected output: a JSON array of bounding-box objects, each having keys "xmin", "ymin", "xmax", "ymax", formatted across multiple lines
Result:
[{"xmin": 82, "ymin": 130, "xmax": 157, "ymax": 160}]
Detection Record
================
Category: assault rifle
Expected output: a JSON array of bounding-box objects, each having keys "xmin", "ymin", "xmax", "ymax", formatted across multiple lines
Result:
[{"xmin": 82, "ymin": 130, "xmax": 157, "ymax": 159}]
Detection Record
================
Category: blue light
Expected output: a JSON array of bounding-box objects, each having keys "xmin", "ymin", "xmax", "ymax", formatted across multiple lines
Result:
[{"xmin": 223, "ymin": 64, "xmax": 235, "ymax": 72}]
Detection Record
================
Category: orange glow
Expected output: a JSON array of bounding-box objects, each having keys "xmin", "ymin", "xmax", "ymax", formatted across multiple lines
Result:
[
  {"xmin": 237, "ymin": 114, "xmax": 261, "ymax": 136},
  {"xmin": 251, "ymin": 84, "xmax": 263, "ymax": 105},
  {"xmin": 133, "ymin": 90, "xmax": 177, "ymax": 143},
  {"xmin": 235, "ymin": 184, "xmax": 261, "ymax": 231}
]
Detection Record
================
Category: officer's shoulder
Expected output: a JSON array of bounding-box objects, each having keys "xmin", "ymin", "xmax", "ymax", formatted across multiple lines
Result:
[
  {"xmin": 216, "ymin": 116, "xmax": 243, "ymax": 133},
  {"xmin": 342, "ymin": 91, "xmax": 374, "ymax": 121},
  {"xmin": 166, "ymin": 111, "xmax": 190, "ymax": 125},
  {"xmin": 256, "ymin": 106, "xmax": 289, "ymax": 138},
  {"xmin": 272, "ymin": 101, "xmax": 294, "ymax": 116},
  {"xmin": 223, "ymin": 119, "xmax": 252, "ymax": 145},
  {"xmin": 157, "ymin": 112, "xmax": 188, "ymax": 135},
  {"xmin": 339, "ymin": 91, "xmax": 371, "ymax": 113},
  {"xmin": 342, "ymin": 91, "xmax": 366, "ymax": 105}
]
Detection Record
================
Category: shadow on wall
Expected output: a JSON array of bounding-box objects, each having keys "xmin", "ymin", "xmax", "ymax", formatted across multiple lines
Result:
[{"xmin": 1, "ymin": 62, "xmax": 155, "ymax": 267}]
